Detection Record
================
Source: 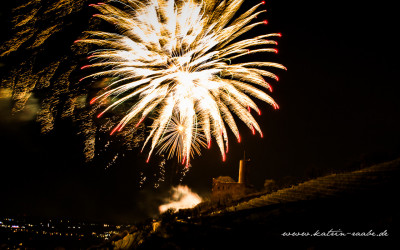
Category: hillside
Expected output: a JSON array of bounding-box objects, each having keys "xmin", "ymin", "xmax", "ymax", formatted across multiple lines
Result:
[
  {"xmin": 218, "ymin": 158, "xmax": 398, "ymax": 213},
  {"xmin": 109, "ymin": 158, "xmax": 399, "ymax": 249}
]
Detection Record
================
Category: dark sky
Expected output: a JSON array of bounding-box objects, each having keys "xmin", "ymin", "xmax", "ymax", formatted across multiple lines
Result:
[{"xmin": 0, "ymin": 0, "xmax": 399, "ymax": 224}]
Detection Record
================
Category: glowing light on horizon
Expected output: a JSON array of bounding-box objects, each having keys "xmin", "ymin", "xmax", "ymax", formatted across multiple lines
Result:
[{"xmin": 76, "ymin": 0, "xmax": 285, "ymax": 166}]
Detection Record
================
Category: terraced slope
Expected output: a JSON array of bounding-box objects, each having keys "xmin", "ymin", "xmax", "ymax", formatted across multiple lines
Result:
[
  {"xmin": 217, "ymin": 158, "xmax": 399, "ymax": 213},
  {"xmin": 108, "ymin": 159, "xmax": 399, "ymax": 249}
]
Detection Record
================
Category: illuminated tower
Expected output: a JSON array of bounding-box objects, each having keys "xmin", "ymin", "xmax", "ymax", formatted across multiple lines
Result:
[
  {"xmin": 238, "ymin": 151, "xmax": 248, "ymax": 184},
  {"xmin": 212, "ymin": 151, "xmax": 254, "ymax": 203}
]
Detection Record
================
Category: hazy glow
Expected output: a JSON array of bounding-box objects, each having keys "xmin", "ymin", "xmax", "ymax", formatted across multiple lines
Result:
[
  {"xmin": 77, "ymin": 0, "xmax": 285, "ymax": 165},
  {"xmin": 159, "ymin": 185, "xmax": 202, "ymax": 213}
]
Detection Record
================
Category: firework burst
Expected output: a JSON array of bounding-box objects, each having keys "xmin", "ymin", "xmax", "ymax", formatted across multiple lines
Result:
[{"xmin": 76, "ymin": 0, "xmax": 286, "ymax": 166}]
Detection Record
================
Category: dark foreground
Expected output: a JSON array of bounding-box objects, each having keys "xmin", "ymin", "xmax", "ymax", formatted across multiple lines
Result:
[
  {"xmin": 112, "ymin": 159, "xmax": 399, "ymax": 250},
  {"xmin": 1, "ymin": 159, "xmax": 399, "ymax": 249}
]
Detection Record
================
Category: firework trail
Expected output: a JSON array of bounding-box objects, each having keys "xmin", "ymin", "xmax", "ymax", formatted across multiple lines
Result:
[
  {"xmin": 0, "ymin": 0, "xmax": 148, "ymax": 163},
  {"xmin": 76, "ymin": 0, "xmax": 286, "ymax": 166}
]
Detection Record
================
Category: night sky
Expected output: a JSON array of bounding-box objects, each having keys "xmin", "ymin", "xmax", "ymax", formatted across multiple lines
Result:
[{"xmin": 0, "ymin": 0, "xmax": 399, "ymax": 224}]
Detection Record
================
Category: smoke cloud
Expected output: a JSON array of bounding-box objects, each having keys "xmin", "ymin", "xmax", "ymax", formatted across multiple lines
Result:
[{"xmin": 159, "ymin": 185, "xmax": 202, "ymax": 214}]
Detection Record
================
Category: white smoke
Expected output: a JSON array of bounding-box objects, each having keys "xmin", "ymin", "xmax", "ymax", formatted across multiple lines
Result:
[{"xmin": 159, "ymin": 185, "xmax": 202, "ymax": 214}]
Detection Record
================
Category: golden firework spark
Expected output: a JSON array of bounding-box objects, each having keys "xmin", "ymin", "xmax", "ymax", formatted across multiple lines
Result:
[{"xmin": 76, "ymin": 0, "xmax": 286, "ymax": 166}]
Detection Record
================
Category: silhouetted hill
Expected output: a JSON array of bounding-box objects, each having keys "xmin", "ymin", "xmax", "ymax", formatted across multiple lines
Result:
[{"xmin": 110, "ymin": 158, "xmax": 399, "ymax": 249}]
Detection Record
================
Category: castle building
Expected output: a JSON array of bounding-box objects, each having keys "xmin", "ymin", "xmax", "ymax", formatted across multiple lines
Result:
[{"xmin": 211, "ymin": 154, "xmax": 254, "ymax": 202}]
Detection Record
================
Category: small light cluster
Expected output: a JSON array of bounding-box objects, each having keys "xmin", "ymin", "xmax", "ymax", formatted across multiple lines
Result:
[{"xmin": 0, "ymin": 217, "xmax": 131, "ymax": 243}]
